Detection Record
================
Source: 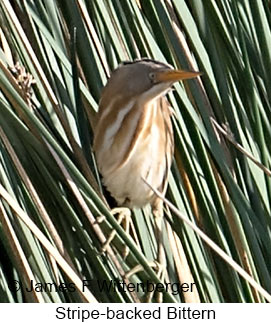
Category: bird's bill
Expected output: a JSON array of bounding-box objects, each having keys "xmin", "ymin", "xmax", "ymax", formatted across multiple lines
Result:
[{"xmin": 156, "ymin": 69, "xmax": 202, "ymax": 82}]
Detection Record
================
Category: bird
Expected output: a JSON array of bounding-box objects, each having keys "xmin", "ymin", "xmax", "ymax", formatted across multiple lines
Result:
[{"xmin": 93, "ymin": 58, "xmax": 201, "ymax": 281}]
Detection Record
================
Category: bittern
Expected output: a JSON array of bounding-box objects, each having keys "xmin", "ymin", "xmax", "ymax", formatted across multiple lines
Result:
[{"xmin": 93, "ymin": 58, "xmax": 200, "ymax": 277}]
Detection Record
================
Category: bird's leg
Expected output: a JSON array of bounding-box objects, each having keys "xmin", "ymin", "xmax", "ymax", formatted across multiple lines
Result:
[
  {"xmin": 124, "ymin": 199, "xmax": 167, "ymax": 303},
  {"xmin": 153, "ymin": 201, "xmax": 166, "ymax": 271},
  {"xmin": 101, "ymin": 207, "xmax": 131, "ymax": 258},
  {"xmin": 151, "ymin": 198, "xmax": 167, "ymax": 302}
]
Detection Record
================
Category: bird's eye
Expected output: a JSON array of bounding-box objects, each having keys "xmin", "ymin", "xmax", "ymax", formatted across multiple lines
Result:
[{"xmin": 149, "ymin": 72, "xmax": 156, "ymax": 83}]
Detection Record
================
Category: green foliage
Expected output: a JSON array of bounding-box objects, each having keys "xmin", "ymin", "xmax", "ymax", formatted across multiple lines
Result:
[{"xmin": 0, "ymin": 0, "xmax": 271, "ymax": 303}]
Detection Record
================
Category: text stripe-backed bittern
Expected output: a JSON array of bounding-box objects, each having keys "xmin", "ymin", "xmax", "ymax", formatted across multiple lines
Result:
[{"xmin": 94, "ymin": 58, "xmax": 200, "ymax": 281}]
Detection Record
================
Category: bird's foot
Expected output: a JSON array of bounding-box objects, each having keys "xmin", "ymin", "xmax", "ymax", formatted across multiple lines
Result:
[
  {"xmin": 101, "ymin": 207, "xmax": 132, "ymax": 258},
  {"xmin": 125, "ymin": 260, "xmax": 167, "ymax": 303}
]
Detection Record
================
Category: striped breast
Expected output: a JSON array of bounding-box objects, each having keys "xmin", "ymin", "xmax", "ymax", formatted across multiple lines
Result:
[{"xmin": 93, "ymin": 94, "xmax": 174, "ymax": 208}]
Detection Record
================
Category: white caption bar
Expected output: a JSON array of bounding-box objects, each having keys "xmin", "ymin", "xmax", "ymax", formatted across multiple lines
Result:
[{"xmin": 1, "ymin": 303, "xmax": 269, "ymax": 322}]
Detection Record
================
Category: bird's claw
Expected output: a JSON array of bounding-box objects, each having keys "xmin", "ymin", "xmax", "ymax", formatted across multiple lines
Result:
[
  {"xmin": 101, "ymin": 207, "xmax": 132, "ymax": 258},
  {"xmin": 124, "ymin": 260, "xmax": 167, "ymax": 303}
]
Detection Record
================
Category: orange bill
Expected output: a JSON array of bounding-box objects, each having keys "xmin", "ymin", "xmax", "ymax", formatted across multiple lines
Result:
[{"xmin": 156, "ymin": 69, "xmax": 202, "ymax": 82}]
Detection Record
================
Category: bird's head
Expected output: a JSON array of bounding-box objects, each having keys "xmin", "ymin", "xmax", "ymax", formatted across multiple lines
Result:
[{"xmin": 101, "ymin": 58, "xmax": 201, "ymax": 104}]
